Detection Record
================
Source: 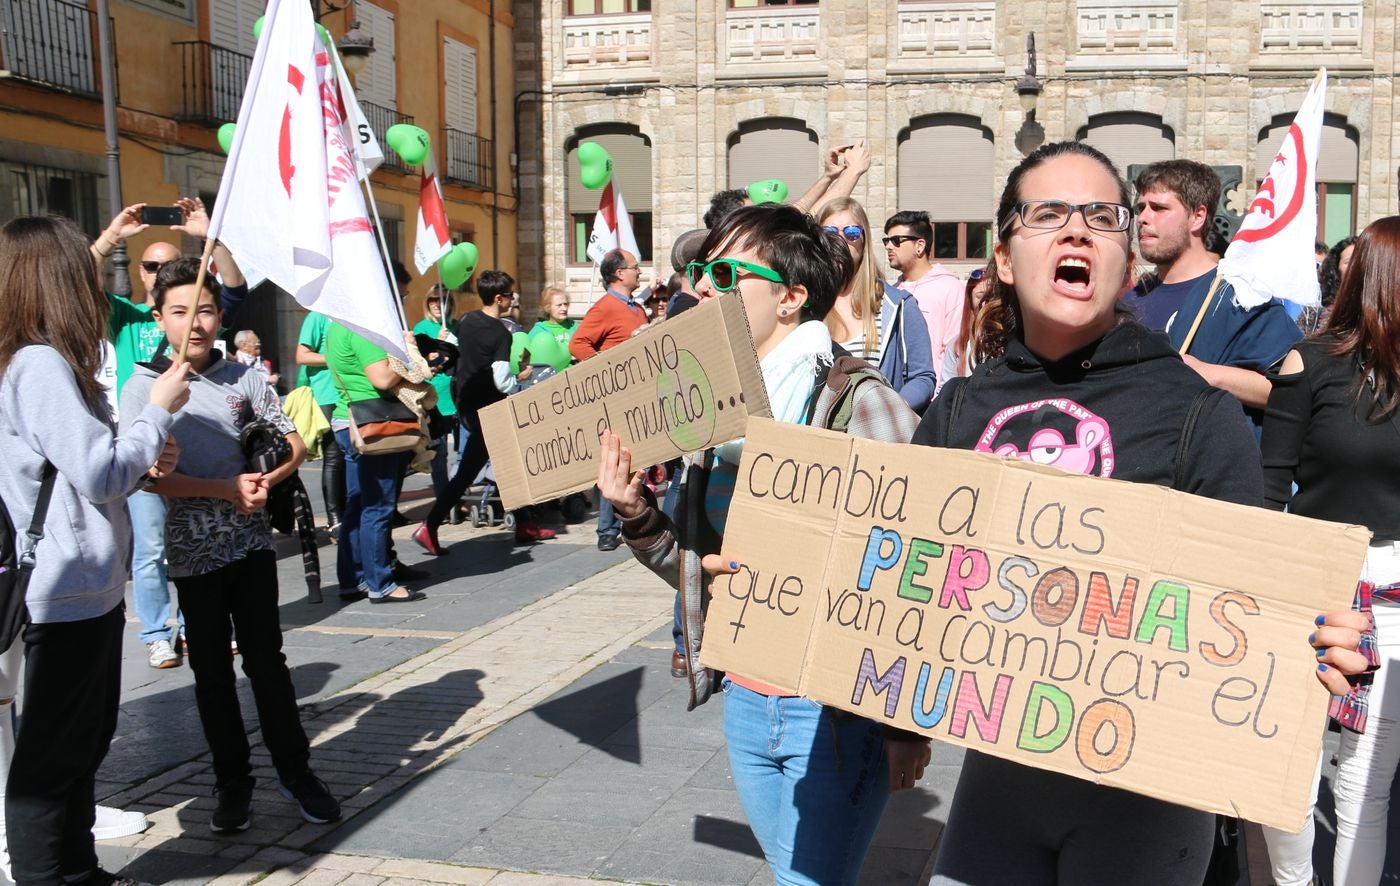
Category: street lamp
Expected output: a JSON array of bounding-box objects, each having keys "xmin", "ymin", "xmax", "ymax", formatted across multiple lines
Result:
[
  {"xmin": 310, "ymin": 1, "xmax": 375, "ymax": 74},
  {"xmin": 1014, "ymin": 32, "xmax": 1046, "ymax": 155}
]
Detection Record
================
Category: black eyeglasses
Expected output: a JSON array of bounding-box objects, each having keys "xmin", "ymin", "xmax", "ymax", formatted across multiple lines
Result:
[
  {"xmin": 1001, "ymin": 200, "xmax": 1133, "ymax": 234},
  {"xmin": 881, "ymin": 235, "xmax": 920, "ymax": 247},
  {"xmin": 140, "ymin": 261, "xmax": 169, "ymax": 274},
  {"xmin": 822, "ymin": 225, "xmax": 863, "ymax": 244}
]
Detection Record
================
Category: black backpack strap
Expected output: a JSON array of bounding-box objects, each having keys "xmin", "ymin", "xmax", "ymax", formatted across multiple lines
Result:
[
  {"xmin": 1173, "ymin": 389, "xmax": 1213, "ymax": 491},
  {"xmin": 19, "ymin": 461, "xmax": 57, "ymax": 573},
  {"xmin": 944, "ymin": 378, "xmax": 970, "ymax": 448}
]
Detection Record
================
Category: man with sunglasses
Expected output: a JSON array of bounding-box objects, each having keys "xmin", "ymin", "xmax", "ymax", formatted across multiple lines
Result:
[
  {"xmin": 1124, "ymin": 160, "xmax": 1299, "ymax": 434},
  {"xmin": 882, "ymin": 209, "xmax": 964, "ymax": 382},
  {"xmin": 90, "ymin": 199, "xmax": 250, "ymax": 671}
]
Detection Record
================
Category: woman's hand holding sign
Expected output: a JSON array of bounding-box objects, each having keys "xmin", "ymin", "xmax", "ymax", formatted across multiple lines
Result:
[
  {"xmin": 1313, "ymin": 609, "xmax": 1371, "ymax": 695},
  {"xmin": 597, "ymin": 429, "xmax": 648, "ymax": 520}
]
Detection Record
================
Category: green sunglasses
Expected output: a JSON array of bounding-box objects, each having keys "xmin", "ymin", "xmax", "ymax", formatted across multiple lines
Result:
[{"xmin": 685, "ymin": 258, "xmax": 785, "ymax": 292}]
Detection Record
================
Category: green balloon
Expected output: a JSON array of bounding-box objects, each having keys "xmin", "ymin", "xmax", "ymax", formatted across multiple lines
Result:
[
  {"xmin": 747, "ymin": 179, "xmax": 788, "ymax": 205},
  {"xmin": 217, "ymin": 122, "xmax": 236, "ymax": 155},
  {"xmin": 386, "ymin": 123, "xmax": 430, "ymax": 167},
  {"xmin": 509, "ymin": 331, "xmax": 529, "ymax": 376},
  {"xmin": 526, "ymin": 326, "xmax": 570, "ymax": 372},
  {"xmin": 455, "ymin": 241, "xmax": 479, "ymax": 277},
  {"xmin": 252, "ymin": 16, "xmax": 264, "ymax": 41},
  {"xmin": 438, "ymin": 248, "xmax": 469, "ymax": 289},
  {"xmin": 577, "ymin": 142, "xmax": 613, "ymax": 190}
]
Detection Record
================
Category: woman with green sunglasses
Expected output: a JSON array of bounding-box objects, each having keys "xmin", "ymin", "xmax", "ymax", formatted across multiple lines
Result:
[{"xmin": 599, "ymin": 204, "xmax": 926, "ymax": 884}]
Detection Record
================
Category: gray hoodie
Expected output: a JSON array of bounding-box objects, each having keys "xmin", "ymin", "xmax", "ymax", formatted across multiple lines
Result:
[{"xmin": 0, "ymin": 345, "xmax": 171, "ymax": 623}]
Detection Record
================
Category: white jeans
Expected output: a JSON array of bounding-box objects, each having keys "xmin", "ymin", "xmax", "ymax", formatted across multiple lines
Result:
[{"xmin": 1262, "ymin": 541, "xmax": 1400, "ymax": 886}]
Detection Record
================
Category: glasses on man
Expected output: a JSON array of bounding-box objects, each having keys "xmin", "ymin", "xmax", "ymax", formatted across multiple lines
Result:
[
  {"xmin": 140, "ymin": 261, "xmax": 169, "ymax": 274},
  {"xmin": 685, "ymin": 258, "xmax": 785, "ymax": 293},
  {"xmin": 1001, "ymin": 200, "xmax": 1133, "ymax": 234},
  {"xmin": 881, "ymin": 235, "xmax": 920, "ymax": 247},
  {"xmin": 822, "ymin": 225, "xmax": 864, "ymax": 244}
]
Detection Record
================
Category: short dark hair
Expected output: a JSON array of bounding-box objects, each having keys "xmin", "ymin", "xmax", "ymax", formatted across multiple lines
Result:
[
  {"xmin": 391, "ymin": 259, "xmax": 412, "ymax": 286},
  {"xmin": 1133, "ymin": 160, "xmax": 1221, "ymax": 224},
  {"xmin": 477, "ymin": 270, "xmax": 514, "ymax": 303},
  {"xmin": 152, "ymin": 256, "xmax": 219, "ymax": 311},
  {"xmin": 600, "ymin": 249, "xmax": 630, "ymax": 285},
  {"xmin": 883, "ymin": 209, "xmax": 933, "ymax": 247},
  {"xmin": 697, "ymin": 204, "xmax": 852, "ymax": 324},
  {"xmin": 704, "ymin": 189, "xmax": 749, "ymax": 230}
]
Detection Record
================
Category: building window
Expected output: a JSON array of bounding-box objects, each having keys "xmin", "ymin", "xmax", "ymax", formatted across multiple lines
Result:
[
  {"xmin": 897, "ymin": 115, "xmax": 994, "ymax": 261},
  {"xmin": 727, "ymin": 118, "xmax": 819, "ymax": 200},
  {"xmin": 374, "ymin": 216, "xmax": 402, "ymax": 265},
  {"xmin": 1077, "ymin": 112, "xmax": 1175, "ymax": 181},
  {"xmin": 565, "ymin": 125, "xmax": 653, "ymax": 264},
  {"xmin": 1255, "ymin": 112, "xmax": 1358, "ymax": 245},
  {"xmin": 0, "ymin": 160, "xmax": 101, "ymax": 238},
  {"xmin": 354, "ymin": 1, "xmax": 397, "ymax": 110},
  {"xmin": 729, "ymin": 0, "xmax": 818, "ymax": 6},
  {"xmin": 567, "ymin": 0, "xmax": 650, "ymax": 14}
]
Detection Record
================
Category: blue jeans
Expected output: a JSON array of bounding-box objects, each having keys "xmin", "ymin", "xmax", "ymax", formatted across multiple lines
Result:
[
  {"xmin": 596, "ymin": 489, "xmax": 620, "ymax": 540},
  {"xmin": 722, "ymin": 680, "xmax": 889, "ymax": 885},
  {"xmin": 336, "ymin": 429, "xmax": 409, "ymax": 597},
  {"xmin": 129, "ymin": 490, "xmax": 181, "ymax": 644}
]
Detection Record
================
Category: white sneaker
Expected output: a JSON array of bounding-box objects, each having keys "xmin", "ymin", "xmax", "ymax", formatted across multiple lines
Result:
[
  {"xmin": 92, "ymin": 805, "xmax": 148, "ymax": 840},
  {"xmin": 146, "ymin": 639, "xmax": 178, "ymax": 669}
]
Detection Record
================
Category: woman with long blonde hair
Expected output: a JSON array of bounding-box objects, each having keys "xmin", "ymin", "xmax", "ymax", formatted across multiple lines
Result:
[{"xmin": 816, "ymin": 197, "xmax": 936, "ymax": 412}]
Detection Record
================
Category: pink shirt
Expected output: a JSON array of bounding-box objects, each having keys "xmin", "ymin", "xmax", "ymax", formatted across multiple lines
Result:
[{"xmin": 897, "ymin": 264, "xmax": 964, "ymax": 376}]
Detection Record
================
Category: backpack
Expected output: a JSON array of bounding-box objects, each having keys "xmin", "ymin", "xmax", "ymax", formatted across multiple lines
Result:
[{"xmin": 0, "ymin": 462, "xmax": 57, "ymax": 650}]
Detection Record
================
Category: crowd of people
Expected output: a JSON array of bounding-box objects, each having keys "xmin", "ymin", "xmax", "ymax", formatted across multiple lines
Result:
[{"xmin": 0, "ymin": 131, "xmax": 1394, "ymax": 886}]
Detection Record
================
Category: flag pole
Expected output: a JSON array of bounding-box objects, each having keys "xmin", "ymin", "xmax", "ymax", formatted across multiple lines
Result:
[
  {"xmin": 437, "ymin": 266, "xmax": 448, "ymax": 334},
  {"xmin": 176, "ymin": 235, "xmax": 220, "ymax": 364}
]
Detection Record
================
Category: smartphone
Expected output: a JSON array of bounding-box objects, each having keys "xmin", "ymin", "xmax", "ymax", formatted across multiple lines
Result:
[{"xmin": 140, "ymin": 205, "xmax": 184, "ymax": 226}]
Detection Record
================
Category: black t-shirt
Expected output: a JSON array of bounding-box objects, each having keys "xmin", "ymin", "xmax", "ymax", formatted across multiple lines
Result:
[
  {"xmin": 1261, "ymin": 337, "xmax": 1400, "ymax": 541},
  {"xmin": 913, "ymin": 322, "xmax": 1262, "ymax": 507},
  {"xmin": 452, "ymin": 310, "xmax": 512, "ymax": 412}
]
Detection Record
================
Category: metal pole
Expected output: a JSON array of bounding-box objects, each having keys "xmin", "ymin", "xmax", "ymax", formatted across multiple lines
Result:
[
  {"xmin": 489, "ymin": 0, "xmax": 499, "ymax": 271},
  {"xmin": 94, "ymin": 0, "xmax": 130, "ymax": 297}
]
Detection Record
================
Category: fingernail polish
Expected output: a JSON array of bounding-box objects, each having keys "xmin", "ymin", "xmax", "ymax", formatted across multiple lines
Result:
[
  {"xmin": 1316, "ymin": 647, "xmax": 1326, "ymax": 658},
  {"xmin": 1316, "ymin": 615, "xmax": 1326, "ymax": 625},
  {"xmin": 1318, "ymin": 664, "xmax": 1329, "ymax": 673},
  {"xmin": 729, "ymin": 561, "xmax": 739, "ymax": 570},
  {"xmin": 1308, "ymin": 633, "xmax": 1316, "ymax": 645}
]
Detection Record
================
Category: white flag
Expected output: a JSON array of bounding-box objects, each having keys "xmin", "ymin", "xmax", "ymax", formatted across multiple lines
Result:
[
  {"xmin": 333, "ymin": 52, "xmax": 383, "ymax": 179},
  {"xmin": 585, "ymin": 180, "xmax": 640, "ymax": 264},
  {"xmin": 413, "ymin": 150, "xmax": 452, "ymax": 275},
  {"xmin": 209, "ymin": 0, "xmax": 407, "ymax": 362},
  {"xmin": 1218, "ymin": 69, "xmax": 1327, "ymax": 310}
]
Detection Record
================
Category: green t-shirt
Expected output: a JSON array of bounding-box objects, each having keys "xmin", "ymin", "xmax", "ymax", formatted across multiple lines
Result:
[
  {"xmin": 326, "ymin": 323, "xmax": 388, "ymax": 420},
  {"xmin": 107, "ymin": 294, "xmax": 163, "ymax": 398},
  {"xmin": 412, "ymin": 318, "xmax": 457, "ymax": 417},
  {"xmin": 296, "ymin": 312, "xmax": 340, "ymax": 407}
]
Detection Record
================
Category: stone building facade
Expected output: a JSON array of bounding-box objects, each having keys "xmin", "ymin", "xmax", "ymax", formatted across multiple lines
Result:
[{"xmin": 513, "ymin": 0, "xmax": 1397, "ymax": 317}]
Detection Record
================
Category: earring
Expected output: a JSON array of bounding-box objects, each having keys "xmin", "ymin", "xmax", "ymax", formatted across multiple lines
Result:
[{"xmin": 779, "ymin": 308, "xmax": 788, "ymax": 317}]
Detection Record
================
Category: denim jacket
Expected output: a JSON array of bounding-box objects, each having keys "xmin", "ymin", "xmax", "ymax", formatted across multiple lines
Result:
[{"xmin": 878, "ymin": 282, "xmax": 936, "ymax": 414}]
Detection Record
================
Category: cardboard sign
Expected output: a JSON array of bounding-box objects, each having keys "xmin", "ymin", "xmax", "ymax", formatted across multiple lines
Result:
[
  {"xmin": 703, "ymin": 418, "xmax": 1370, "ymax": 831},
  {"xmin": 480, "ymin": 297, "xmax": 771, "ymax": 510}
]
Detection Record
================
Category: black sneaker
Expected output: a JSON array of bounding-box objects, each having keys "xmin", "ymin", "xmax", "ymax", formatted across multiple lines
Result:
[
  {"xmin": 278, "ymin": 771, "xmax": 341, "ymax": 824},
  {"xmin": 210, "ymin": 777, "xmax": 253, "ymax": 833},
  {"xmin": 71, "ymin": 869, "xmax": 147, "ymax": 886}
]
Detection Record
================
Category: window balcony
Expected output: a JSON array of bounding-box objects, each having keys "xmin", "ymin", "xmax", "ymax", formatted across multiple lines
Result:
[
  {"xmin": 896, "ymin": 2, "xmax": 996, "ymax": 62},
  {"xmin": 443, "ymin": 128, "xmax": 494, "ymax": 192},
  {"xmin": 1260, "ymin": 0, "xmax": 1362, "ymax": 53},
  {"xmin": 1076, "ymin": 0, "xmax": 1179, "ymax": 54},
  {"xmin": 562, "ymin": 12, "xmax": 654, "ymax": 71},
  {"xmin": 722, "ymin": 5, "xmax": 821, "ymax": 70},
  {"xmin": 361, "ymin": 102, "xmax": 414, "ymax": 174},
  {"xmin": 173, "ymin": 40, "xmax": 252, "ymax": 125},
  {"xmin": 0, "ymin": 0, "xmax": 113, "ymax": 99}
]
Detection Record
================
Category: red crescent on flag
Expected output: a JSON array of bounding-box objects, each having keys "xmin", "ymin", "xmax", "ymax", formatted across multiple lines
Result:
[
  {"xmin": 1234, "ymin": 124, "xmax": 1307, "ymax": 244},
  {"xmin": 279, "ymin": 64, "xmax": 306, "ymax": 198}
]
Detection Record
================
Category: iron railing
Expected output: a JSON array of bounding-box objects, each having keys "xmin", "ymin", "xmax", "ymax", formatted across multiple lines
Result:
[
  {"xmin": 361, "ymin": 101, "xmax": 414, "ymax": 174},
  {"xmin": 443, "ymin": 128, "xmax": 494, "ymax": 191},
  {"xmin": 173, "ymin": 40, "xmax": 252, "ymax": 125},
  {"xmin": 0, "ymin": 0, "xmax": 112, "ymax": 98}
]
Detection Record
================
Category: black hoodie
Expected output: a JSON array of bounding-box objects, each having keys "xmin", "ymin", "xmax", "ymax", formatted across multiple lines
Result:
[{"xmin": 913, "ymin": 321, "xmax": 1262, "ymax": 507}]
